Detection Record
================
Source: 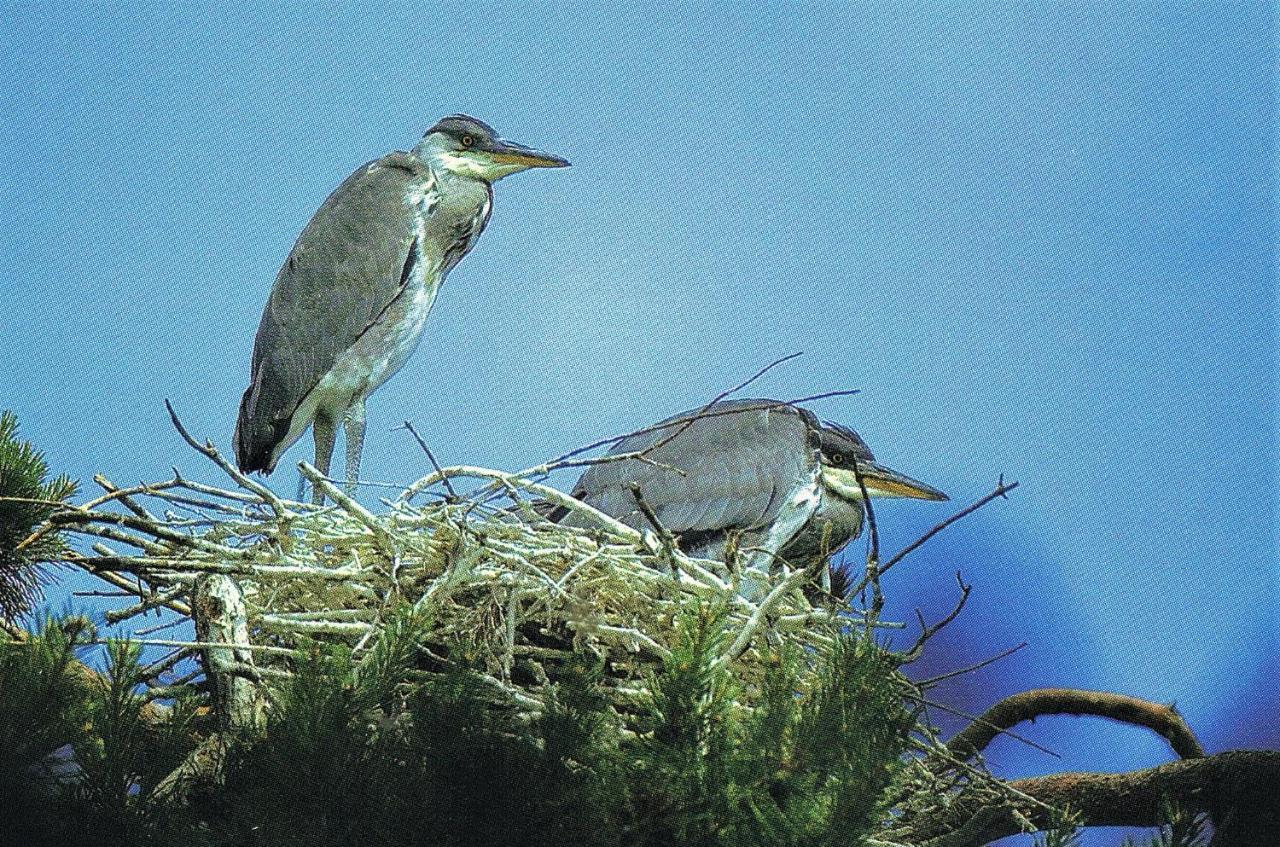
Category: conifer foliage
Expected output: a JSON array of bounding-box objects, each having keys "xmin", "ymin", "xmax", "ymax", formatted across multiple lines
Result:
[
  {"xmin": 0, "ymin": 410, "xmax": 78, "ymax": 622},
  {"xmin": 2, "ymin": 607, "xmax": 914, "ymax": 847},
  {"xmin": 0, "ymin": 412, "xmax": 1266, "ymax": 846}
]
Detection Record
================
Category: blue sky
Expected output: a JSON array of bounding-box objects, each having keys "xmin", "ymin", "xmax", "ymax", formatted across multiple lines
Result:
[{"xmin": 2, "ymin": 4, "xmax": 1274, "ymax": 843}]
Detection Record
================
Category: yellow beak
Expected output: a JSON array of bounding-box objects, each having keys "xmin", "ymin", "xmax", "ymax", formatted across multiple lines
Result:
[{"xmin": 822, "ymin": 462, "xmax": 949, "ymax": 501}]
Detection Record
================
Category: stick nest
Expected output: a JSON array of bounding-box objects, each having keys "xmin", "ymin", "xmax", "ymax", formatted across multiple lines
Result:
[{"xmin": 40, "ymin": 444, "xmax": 867, "ymax": 724}]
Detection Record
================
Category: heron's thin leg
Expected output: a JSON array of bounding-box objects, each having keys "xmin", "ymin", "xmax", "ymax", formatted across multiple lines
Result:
[
  {"xmin": 312, "ymin": 412, "xmax": 337, "ymax": 506},
  {"xmin": 343, "ymin": 398, "xmax": 366, "ymax": 493}
]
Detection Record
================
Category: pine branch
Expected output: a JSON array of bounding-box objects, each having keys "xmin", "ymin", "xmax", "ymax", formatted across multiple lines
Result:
[
  {"xmin": 944, "ymin": 688, "xmax": 1205, "ymax": 762},
  {"xmin": 897, "ymin": 750, "xmax": 1280, "ymax": 846},
  {"xmin": 0, "ymin": 410, "xmax": 78, "ymax": 621}
]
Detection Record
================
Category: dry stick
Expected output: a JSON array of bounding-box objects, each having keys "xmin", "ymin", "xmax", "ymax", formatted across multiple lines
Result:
[
  {"xmin": 138, "ymin": 647, "xmax": 194, "ymax": 684},
  {"xmin": 533, "ymin": 392, "xmax": 862, "ymax": 481},
  {"xmin": 135, "ymin": 616, "xmax": 189, "ymax": 637},
  {"xmin": 163, "ymin": 399, "xmax": 289, "ymax": 517},
  {"xmin": 901, "ymin": 571, "xmax": 972, "ymax": 662},
  {"xmin": 92, "ymin": 474, "xmax": 157, "ymax": 521},
  {"xmin": 901, "ymin": 750, "xmax": 1279, "ymax": 847},
  {"xmin": 395, "ymin": 420, "xmax": 459, "ymax": 500},
  {"xmin": 171, "ymin": 477, "xmax": 262, "ymax": 507},
  {"xmin": 851, "ymin": 460, "xmax": 883, "ymax": 632},
  {"xmin": 848, "ymin": 477, "xmax": 1019, "ymax": 601},
  {"xmin": 631, "ymin": 351, "xmax": 807, "ymax": 460},
  {"xmin": 912, "ymin": 694, "xmax": 1061, "ymax": 758},
  {"xmin": 105, "ymin": 581, "xmax": 192, "ymax": 624},
  {"xmin": 50, "ymin": 506, "xmax": 254, "ymax": 559},
  {"xmin": 400, "ymin": 466, "xmax": 646, "ymax": 543},
  {"xmin": 917, "ymin": 641, "xmax": 1028, "ymax": 688},
  {"xmin": 536, "ymin": 351, "xmax": 806, "ymax": 470},
  {"xmin": 627, "ymin": 483, "xmax": 678, "ymax": 554},
  {"xmin": 298, "ymin": 461, "xmax": 396, "ymax": 551},
  {"xmin": 946, "ymin": 688, "xmax": 1206, "ymax": 762},
  {"xmin": 88, "ymin": 569, "xmax": 192, "ymax": 617},
  {"xmin": 720, "ymin": 565, "xmax": 816, "ymax": 664},
  {"xmin": 85, "ymin": 637, "xmax": 296, "ymax": 657}
]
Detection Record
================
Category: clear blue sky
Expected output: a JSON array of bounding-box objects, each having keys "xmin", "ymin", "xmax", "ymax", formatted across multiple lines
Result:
[{"xmin": 2, "ymin": 4, "xmax": 1274, "ymax": 843}]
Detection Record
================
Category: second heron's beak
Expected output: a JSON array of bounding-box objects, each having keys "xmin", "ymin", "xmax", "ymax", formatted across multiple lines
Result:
[
  {"xmin": 487, "ymin": 139, "xmax": 571, "ymax": 170},
  {"xmin": 822, "ymin": 462, "xmax": 949, "ymax": 502}
]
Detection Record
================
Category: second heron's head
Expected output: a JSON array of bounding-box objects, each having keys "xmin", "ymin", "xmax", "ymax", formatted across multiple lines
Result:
[
  {"xmin": 816, "ymin": 421, "xmax": 950, "ymax": 504},
  {"xmin": 416, "ymin": 114, "xmax": 570, "ymax": 182}
]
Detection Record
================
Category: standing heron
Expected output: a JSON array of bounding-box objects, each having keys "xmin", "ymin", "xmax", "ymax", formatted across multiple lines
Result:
[
  {"xmin": 234, "ymin": 115, "xmax": 568, "ymax": 501},
  {"xmin": 549, "ymin": 399, "xmax": 947, "ymax": 588}
]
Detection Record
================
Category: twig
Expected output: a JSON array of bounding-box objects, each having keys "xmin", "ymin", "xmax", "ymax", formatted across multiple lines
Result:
[
  {"xmin": 719, "ymin": 566, "xmax": 815, "ymax": 664},
  {"xmin": 901, "ymin": 571, "xmax": 972, "ymax": 662},
  {"xmin": 916, "ymin": 641, "xmax": 1027, "ymax": 688},
  {"xmin": 912, "ymin": 695, "xmax": 1061, "ymax": 758},
  {"xmin": 395, "ymin": 421, "xmax": 459, "ymax": 501},
  {"xmin": 536, "ymin": 353, "xmax": 805, "ymax": 471},
  {"xmin": 848, "ymin": 477, "xmax": 1018, "ymax": 600},
  {"xmin": 851, "ymin": 459, "xmax": 882, "ymax": 631},
  {"xmin": 400, "ymin": 466, "xmax": 645, "ymax": 543},
  {"xmin": 164, "ymin": 399, "xmax": 290, "ymax": 517},
  {"xmin": 897, "ymin": 750, "xmax": 1278, "ymax": 846},
  {"xmin": 298, "ymin": 461, "xmax": 397, "ymax": 552},
  {"xmin": 627, "ymin": 483, "xmax": 678, "ymax": 554},
  {"xmin": 90, "ymin": 569, "xmax": 192, "ymax": 617}
]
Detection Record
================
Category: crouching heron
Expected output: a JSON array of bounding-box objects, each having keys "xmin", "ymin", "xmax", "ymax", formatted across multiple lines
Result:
[
  {"xmin": 234, "ymin": 115, "xmax": 569, "ymax": 502},
  {"xmin": 547, "ymin": 399, "xmax": 947, "ymax": 591}
]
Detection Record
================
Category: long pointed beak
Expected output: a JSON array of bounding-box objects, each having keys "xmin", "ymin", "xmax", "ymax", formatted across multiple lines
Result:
[
  {"xmin": 488, "ymin": 139, "xmax": 570, "ymax": 169},
  {"xmin": 855, "ymin": 462, "xmax": 949, "ymax": 501}
]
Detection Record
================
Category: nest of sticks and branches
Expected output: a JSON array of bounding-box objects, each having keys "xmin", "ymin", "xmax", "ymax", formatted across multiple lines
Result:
[
  {"xmin": 28, "ymin": 398, "xmax": 1020, "ymax": 720},
  {"xmin": 10, "ymin": 386, "xmax": 1276, "ymax": 844},
  {"xmin": 19, "ymin": 400, "xmax": 1060, "ymax": 834}
]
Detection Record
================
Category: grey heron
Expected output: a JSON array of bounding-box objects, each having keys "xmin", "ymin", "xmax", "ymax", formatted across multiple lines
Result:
[
  {"xmin": 548, "ymin": 399, "xmax": 947, "ymax": 590},
  {"xmin": 234, "ymin": 115, "xmax": 568, "ymax": 501}
]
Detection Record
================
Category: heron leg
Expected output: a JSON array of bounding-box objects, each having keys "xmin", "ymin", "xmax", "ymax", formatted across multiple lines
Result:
[
  {"xmin": 311, "ymin": 411, "xmax": 337, "ymax": 506},
  {"xmin": 343, "ymin": 398, "xmax": 366, "ymax": 493}
]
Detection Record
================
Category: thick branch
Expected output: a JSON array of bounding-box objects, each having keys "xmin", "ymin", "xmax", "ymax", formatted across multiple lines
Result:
[
  {"xmin": 946, "ymin": 687, "xmax": 1205, "ymax": 762},
  {"xmin": 901, "ymin": 750, "xmax": 1280, "ymax": 846}
]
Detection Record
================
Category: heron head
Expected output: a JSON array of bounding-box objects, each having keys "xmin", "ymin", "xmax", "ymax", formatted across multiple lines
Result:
[
  {"xmin": 817, "ymin": 422, "xmax": 949, "ymax": 502},
  {"xmin": 416, "ymin": 114, "xmax": 570, "ymax": 181}
]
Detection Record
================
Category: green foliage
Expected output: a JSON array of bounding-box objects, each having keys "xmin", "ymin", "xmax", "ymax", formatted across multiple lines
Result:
[
  {"xmin": 0, "ymin": 616, "xmax": 94, "ymax": 844},
  {"xmin": 0, "ymin": 410, "xmax": 77, "ymax": 621},
  {"xmin": 0, "ymin": 604, "xmax": 914, "ymax": 847},
  {"xmin": 0, "ymin": 623, "xmax": 199, "ymax": 847},
  {"xmin": 70, "ymin": 639, "xmax": 202, "ymax": 840},
  {"xmin": 216, "ymin": 608, "xmax": 626, "ymax": 847},
  {"xmin": 1120, "ymin": 803, "xmax": 1210, "ymax": 847},
  {"xmin": 628, "ymin": 603, "xmax": 912, "ymax": 847},
  {"xmin": 1033, "ymin": 808, "xmax": 1082, "ymax": 847}
]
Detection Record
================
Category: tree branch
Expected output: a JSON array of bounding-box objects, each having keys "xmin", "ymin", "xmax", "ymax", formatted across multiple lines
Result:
[
  {"xmin": 898, "ymin": 750, "xmax": 1280, "ymax": 846},
  {"xmin": 945, "ymin": 687, "xmax": 1205, "ymax": 762}
]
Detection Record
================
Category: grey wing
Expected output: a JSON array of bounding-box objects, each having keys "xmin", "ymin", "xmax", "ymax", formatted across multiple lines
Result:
[
  {"xmin": 234, "ymin": 154, "xmax": 430, "ymax": 472},
  {"xmin": 570, "ymin": 400, "xmax": 823, "ymax": 535}
]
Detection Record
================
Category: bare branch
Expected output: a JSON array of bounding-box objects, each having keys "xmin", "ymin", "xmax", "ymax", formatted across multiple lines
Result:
[
  {"xmin": 946, "ymin": 687, "xmax": 1206, "ymax": 762},
  {"xmin": 901, "ymin": 571, "xmax": 971, "ymax": 662},
  {"xmin": 395, "ymin": 420, "xmax": 459, "ymax": 501},
  {"xmin": 164, "ymin": 399, "xmax": 290, "ymax": 517},
  {"xmin": 898, "ymin": 750, "xmax": 1279, "ymax": 846},
  {"xmin": 537, "ymin": 352, "xmax": 805, "ymax": 470},
  {"xmin": 850, "ymin": 459, "xmax": 882, "ymax": 631},
  {"xmin": 916, "ymin": 641, "xmax": 1027, "ymax": 688},
  {"xmin": 627, "ymin": 482, "xmax": 677, "ymax": 553},
  {"xmin": 847, "ymin": 477, "xmax": 1018, "ymax": 601}
]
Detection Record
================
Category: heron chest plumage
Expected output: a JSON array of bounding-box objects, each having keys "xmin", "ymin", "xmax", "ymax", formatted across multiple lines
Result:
[{"xmin": 305, "ymin": 171, "xmax": 492, "ymax": 421}]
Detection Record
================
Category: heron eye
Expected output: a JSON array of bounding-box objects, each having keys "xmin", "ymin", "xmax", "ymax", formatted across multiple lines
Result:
[
  {"xmin": 829, "ymin": 452, "xmax": 844, "ymax": 465},
  {"xmin": 460, "ymin": 134, "xmax": 476, "ymax": 148}
]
